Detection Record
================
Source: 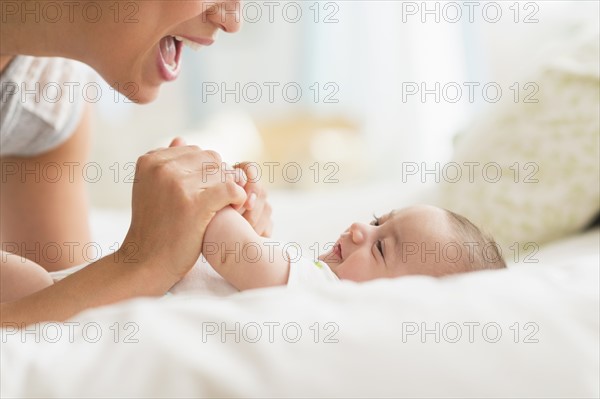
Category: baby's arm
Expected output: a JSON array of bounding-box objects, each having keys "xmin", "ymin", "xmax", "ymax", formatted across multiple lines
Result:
[{"xmin": 202, "ymin": 207, "xmax": 289, "ymax": 290}]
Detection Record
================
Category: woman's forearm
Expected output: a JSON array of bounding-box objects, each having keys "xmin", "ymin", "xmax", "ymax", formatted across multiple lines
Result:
[
  {"xmin": 0, "ymin": 247, "xmax": 178, "ymax": 326},
  {"xmin": 0, "ymin": 144, "xmax": 258, "ymax": 326}
]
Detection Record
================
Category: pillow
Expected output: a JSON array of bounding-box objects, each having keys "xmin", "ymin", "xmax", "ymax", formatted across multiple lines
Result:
[{"xmin": 436, "ymin": 29, "xmax": 599, "ymax": 255}]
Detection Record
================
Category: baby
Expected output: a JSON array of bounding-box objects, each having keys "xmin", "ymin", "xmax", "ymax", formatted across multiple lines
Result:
[{"xmin": 202, "ymin": 204, "xmax": 506, "ymax": 291}]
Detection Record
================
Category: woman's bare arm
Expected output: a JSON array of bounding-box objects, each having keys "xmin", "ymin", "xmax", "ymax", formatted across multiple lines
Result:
[
  {"xmin": 1, "ymin": 126, "xmax": 251, "ymax": 326},
  {"xmin": 0, "ymin": 244, "xmax": 179, "ymax": 326},
  {"xmin": 0, "ymin": 104, "xmax": 92, "ymax": 271}
]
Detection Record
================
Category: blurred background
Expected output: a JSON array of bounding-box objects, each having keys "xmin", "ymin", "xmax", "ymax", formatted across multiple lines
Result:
[{"xmin": 85, "ymin": 0, "xmax": 599, "ymax": 214}]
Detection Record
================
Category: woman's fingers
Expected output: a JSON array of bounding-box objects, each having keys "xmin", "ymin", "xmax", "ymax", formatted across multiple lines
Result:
[
  {"xmin": 197, "ymin": 178, "xmax": 248, "ymax": 212},
  {"xmin": 126, "ymin": 145, "xmax": 248, "ymax": 279},
  {"xmin": 169, "ymin": 137, "xmax": 186, "ymax": 147},
  {"xmin": 145, "ymin": 137, "xmax": 186, "ymax": 155},
  {"xmin": 234, "ymin": 162, "xmax": 259, "ymax": 209},
  {"xmin": 225, "ymin": 164, "xmax": 248, "ymax": 188}
]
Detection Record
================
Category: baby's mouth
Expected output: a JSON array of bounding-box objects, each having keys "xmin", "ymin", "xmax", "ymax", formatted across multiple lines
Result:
[{"xmin": 333, "ymin": 242, "xmax": 343, "ymax": 261}]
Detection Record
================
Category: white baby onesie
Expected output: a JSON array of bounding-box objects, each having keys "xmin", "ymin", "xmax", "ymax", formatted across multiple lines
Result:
[{"xmin": 287, "ymin": 257, "xmax": 340, "ymax": 288}]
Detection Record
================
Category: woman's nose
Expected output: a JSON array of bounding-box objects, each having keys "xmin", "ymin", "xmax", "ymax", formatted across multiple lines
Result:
[{"xmin": 207, "ymin": 0, "xmax": 243, "ymax": 33}]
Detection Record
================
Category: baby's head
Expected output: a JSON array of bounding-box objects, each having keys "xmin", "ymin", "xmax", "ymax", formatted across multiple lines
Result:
[{"xmin": 319, "ymin": 205, "xmax": 506, "ymax": 282}]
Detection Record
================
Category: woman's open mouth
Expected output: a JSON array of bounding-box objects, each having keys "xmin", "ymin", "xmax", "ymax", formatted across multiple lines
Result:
[{"xmin": 157, "ymin": 36, "xmax": 183, "ymax": 81}]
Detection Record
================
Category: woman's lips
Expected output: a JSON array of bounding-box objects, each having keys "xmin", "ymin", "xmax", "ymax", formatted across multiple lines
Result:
[
  {"xmin": 157, "ymin": 36, "xmax": 183, "ymax": 81},
  {"xmin": 174, "ymin": 35, "xmax": 214, "ymax": 51},
  {"xmin": 179, "ymin": 35, "xmax": 215, "ymax": 47}
]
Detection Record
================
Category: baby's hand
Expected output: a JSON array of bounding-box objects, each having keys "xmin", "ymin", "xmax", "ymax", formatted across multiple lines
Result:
[
  {"xmin": 170, "ymin": 139, "xmax": 272, "ymax": 238},
  {"xmin": 125, "ymin": 139, "xmax": 246, "ymax": 280},
  {"xmin": 235, "ymin": 162, "xmax": 273, "ymax": 237}
]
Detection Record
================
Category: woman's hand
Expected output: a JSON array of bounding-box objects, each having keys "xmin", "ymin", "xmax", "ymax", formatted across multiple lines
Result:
[
  {"xmin": 235, "ymin": 162, "xmax": 273, "ymax": 237},
  {"xmin": 122, "ymin": 139, "xmax": 247, "ymax": 281}
]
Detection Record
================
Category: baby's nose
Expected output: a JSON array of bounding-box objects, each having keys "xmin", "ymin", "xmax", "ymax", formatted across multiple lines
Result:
[{"xmin": 349, "ymin": 223, "xmax": 365, "ymax": 244}]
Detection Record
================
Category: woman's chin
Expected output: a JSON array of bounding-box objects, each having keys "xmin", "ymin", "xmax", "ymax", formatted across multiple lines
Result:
[
  {"xmin": 127, "ymin": 84, "xmax": 161, "ymax": 104},
  {"xmin": 106, "ymin": 75, "xmax": 162, "ymax": 104}
]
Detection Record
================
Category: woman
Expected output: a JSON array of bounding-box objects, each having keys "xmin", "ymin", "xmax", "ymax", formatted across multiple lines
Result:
[{"xmin": 0, "ymin": 1, "xmax": 272, "ymax": 325}]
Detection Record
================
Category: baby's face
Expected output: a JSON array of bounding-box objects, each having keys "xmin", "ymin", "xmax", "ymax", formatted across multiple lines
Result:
[{"xmin": 319, "ymin": 205, "xmax": 456, "ymax": 282}]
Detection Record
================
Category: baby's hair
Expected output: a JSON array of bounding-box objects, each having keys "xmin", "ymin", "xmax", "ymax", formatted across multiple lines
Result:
[{"xmin": 444, "ymin": 210, "xmax": 507, "ymax": 271}]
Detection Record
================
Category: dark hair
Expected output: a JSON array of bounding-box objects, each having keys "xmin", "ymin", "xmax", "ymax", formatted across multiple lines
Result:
[{"xmin": 444, "ymin": 210, "xmax": 507, "ymax": 271}]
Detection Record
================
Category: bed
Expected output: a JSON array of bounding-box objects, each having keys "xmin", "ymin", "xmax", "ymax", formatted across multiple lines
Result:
[{"xmin": 1, "ymin": 183, "xmax": 598, "ymax": 398}]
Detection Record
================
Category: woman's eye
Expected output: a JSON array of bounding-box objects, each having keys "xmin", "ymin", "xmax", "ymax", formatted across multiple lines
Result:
[{"xmin": 376, "ymin": 240, "xmax": 384, "ymax": 257}]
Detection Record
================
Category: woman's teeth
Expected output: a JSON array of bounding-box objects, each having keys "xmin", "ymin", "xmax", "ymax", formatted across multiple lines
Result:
[
  {"xmin": 174, "ymin": 36, "xmax": 203, "ymax": 52},
  {"xmin": 160, "ymin": 36, "xmax": 178, "ymax": 71}
]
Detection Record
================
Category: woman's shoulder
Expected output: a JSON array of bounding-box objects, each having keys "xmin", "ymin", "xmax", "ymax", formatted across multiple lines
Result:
[
  {"xmin": 1, "ymin": 56, "xmax": 87, "ymax": 157},
  {"xmin": 1, "ymin": 55, "xmax": 86, "ymax": 93}
]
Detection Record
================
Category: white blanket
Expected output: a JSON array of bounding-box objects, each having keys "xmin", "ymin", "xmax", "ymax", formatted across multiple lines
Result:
[
  {"xmin": 2, "ymin": 228, "xmax": 598, "ymax": 398},
  {"xmin": 2, "ymin": 184, "xmax": 599, "ymax": 397}
]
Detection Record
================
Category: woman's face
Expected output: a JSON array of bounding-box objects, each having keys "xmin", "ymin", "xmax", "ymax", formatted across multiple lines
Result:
[{"xmin": 80, "ymin": 1, "xmax": 241, "ymax": 103}]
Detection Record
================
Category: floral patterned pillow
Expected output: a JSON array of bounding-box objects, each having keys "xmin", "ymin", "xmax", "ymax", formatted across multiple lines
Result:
[{"xmin": 437, "ymin": 31, "xmax": 599, "ymax": 255}]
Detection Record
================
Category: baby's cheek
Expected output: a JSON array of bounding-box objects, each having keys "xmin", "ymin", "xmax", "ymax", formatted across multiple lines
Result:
[
  {"xmin": 402, "ymin": 257, "xmax": 446, "ymax": 277},
  {"xmin": 337, "ymin": 258, "xmax": 376, "ymax": 282}
]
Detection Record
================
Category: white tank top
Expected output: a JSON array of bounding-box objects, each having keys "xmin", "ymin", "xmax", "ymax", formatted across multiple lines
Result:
[{"xmin": 0, "ymin": 56, "xmax": 85, "ymax": 157}]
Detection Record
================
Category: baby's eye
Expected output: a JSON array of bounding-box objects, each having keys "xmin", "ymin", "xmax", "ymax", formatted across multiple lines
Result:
[
  {"xmin": 376, "ymin": 240, "xmax": 384, "ymax": 257},
  {"xmin": 371, "ymin": 214, "xmax": 381, "ymax": 226}
]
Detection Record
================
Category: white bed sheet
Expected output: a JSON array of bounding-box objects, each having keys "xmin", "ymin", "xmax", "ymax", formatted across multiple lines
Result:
[{"xmin": 1, "ymin": 185, "xmax": 598, "ymax": 398}]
